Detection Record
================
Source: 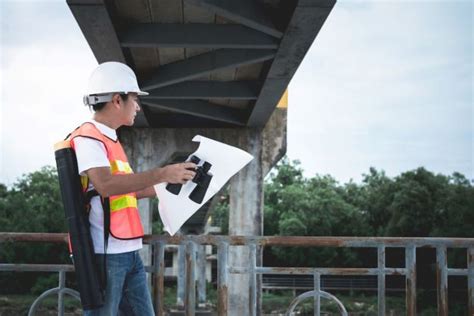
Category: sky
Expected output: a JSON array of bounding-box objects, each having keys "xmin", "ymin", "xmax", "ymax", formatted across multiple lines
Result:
[{"xmin": 0, "ymin": 0, "xmax": 472, "ymax": 186}]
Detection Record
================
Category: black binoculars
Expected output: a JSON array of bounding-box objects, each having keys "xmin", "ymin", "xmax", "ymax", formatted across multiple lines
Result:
[{"xmin": 166, "ymin": 155, "xmax": 213, "ymax": 204}]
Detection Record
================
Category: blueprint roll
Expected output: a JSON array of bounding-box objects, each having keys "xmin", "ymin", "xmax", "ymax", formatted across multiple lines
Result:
[{"xmin": 54, "ymin": 140, "xmax": 104, "ymax": 310}]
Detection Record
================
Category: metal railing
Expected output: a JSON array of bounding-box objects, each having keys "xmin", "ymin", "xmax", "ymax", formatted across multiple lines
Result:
[
  {"xmin": 262, "ymin": 276, "xmax": 383, "ymax": 291},
  {"xmin": 0, "ymin": 233, "xmax": 473, "ymax": 315}
]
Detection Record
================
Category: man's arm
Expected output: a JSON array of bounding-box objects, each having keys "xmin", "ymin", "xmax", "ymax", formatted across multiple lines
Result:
[
  {"xmin": 86, "ymin": 162, "xmax": 196, "ymax": 197},
  {"xmin": 136, "ymin": 186, "xmax": 156, "ymax": 199}
]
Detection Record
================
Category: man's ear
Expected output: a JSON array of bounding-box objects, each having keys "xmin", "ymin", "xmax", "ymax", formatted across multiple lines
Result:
[{"xmin": 111, "ymin": 93, "xmax": 122, "ymax": 109}]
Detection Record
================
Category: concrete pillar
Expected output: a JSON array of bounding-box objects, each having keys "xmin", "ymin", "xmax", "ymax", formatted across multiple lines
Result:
[
  {"xmin": 119, "ymin": 132, "xmax": 154, "ymax": 276},
  {"xmin": 228, "ymin": 130, "xmax": 263, "ymax": 316},
  {"xmin": 226, "ymin": 109, "xmax": 286, "ymax": 315}
]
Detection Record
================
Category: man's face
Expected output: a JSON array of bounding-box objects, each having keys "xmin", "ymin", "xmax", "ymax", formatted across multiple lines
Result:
[{"xmin": 119, "ymin": 93, "xmax": 140, "ymax": 126}]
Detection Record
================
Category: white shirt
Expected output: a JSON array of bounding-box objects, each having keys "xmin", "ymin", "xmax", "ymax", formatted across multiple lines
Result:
[{"xmin": 73, "ymin": 119, "xmax": 142, "ymax": 254}]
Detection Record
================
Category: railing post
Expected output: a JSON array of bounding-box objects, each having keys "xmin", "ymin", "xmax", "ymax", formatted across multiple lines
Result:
[
  {"xmin": 185, "ymin": 241, "xmax": 196, "ymax": 316},
  {"xmin": 249, "ymin": 243, "xmax": 257, "ymax": 316},
  {"xmin": 197, "ymin": 244, "xmax": 207, "ymax": 307},
  {"xmin": 436, "ymin": 246, "xmax": 448, "ymax": 316},
  {"xmin": 405, "ymin": 245, "xmax": 416, "ymax": 316},
  {"xmin": 377, "ymin": 245, "xmax": 386, "ymax": 316},
  {"xmin": 153, "ymin": 241, "xmax": 165, "ymax": 316},
  {"xmin": 58, "ymin": 270, "xmax": 65, "ymax": 316},
  {"xmin": 468, "ymin": 247, "xmax": 473, "ymax": 316},
  {"xmin": 177, "ymin": 244, "xmax": 186, "ymax": 307},
  {"xmin": 217, "ymin": 241, "xmax": 229, "ymax": 316},
  {"xmin": 313, "ymin": 271, "xmax": 321, "ymax": 316}
]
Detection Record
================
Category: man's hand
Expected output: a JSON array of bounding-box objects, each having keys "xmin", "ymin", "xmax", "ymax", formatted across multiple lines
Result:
[{"xmin": 160, "ymin": 162, "xmax": 197, "ymax": 184}]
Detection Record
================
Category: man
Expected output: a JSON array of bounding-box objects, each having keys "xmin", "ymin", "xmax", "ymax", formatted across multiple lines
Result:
[{"xmin": 70, "ymin": 61, "xmax": 196, "ymax": 315}]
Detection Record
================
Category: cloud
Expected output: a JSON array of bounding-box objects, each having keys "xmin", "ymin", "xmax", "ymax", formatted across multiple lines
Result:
[
  {"xmin": 1, "ymin": 0, "xmax": 98, "ymax": 185},
  {"xmin": 288, "ymin": 0, "xmax": 473, "ymax": 182},
  {"xmin": 0, "ymin": 0, "xmax": 472, "ymax": 186}
]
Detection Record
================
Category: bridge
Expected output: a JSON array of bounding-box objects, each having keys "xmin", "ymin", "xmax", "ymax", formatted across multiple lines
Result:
[{"xmin": 4, "ymin": 0, "xmax": 472, "ymax": 315}]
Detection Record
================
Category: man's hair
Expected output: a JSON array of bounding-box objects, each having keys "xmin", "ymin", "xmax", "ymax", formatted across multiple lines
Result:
[{"xmin": 92, "ymin": 93, "xmax": 129, "ymax": 112}]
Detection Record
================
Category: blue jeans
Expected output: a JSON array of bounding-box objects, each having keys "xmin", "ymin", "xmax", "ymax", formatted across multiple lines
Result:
[{"xmin": 84, "ymin": 251, "xmax": 154, "ymax": 316}]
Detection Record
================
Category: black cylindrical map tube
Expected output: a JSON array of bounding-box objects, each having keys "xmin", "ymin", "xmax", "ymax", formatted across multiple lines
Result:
[{"xmin": 54, "ymin": 140, "xmax": 104, "ymax": 310}]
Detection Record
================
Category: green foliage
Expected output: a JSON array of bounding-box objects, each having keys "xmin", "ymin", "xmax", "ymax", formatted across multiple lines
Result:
[
  {"xmin": 31, "ymin": 274, "xmax": 59, "ymax": 295},
  {"xmin": 150, "ymin": 197, "xmax": 164, "ymax": 234},
  {"xmin": 0, "ymin": 166, "xmax": 69, "ymax": 294},
  {"xmin": 1, "ymin": 160, "xmax": 473, "ymax": 295},
  {"xmin": 432, "ymin": 172, "xmax": 474, "ymax": 238},
  {"xmin": 356, "ymin": 168, "xmax": 395, "ymax": 235},
  {"xmin": 385, "ymin": 168, "xmax": 448, "ymax": 236},
  {"xmin": 211, "ymin": 194, "xmax": 229, "ymax": 234},
  {"xmin": 264, "ymin": 158, "xmax": 472, "ymax": 240},
  {"xmin": 264, "ymin": 160, "xmax": 370, "ymax": 266},
  {"xmin": 209, "ymin": 156, "xmax": 473, "ymax": 269},
  {"xmin": 0, "ymin": 166, "xmax": 66, "ymax": 233},
  {"xmin": 260, "ymin": 291, "xmax": 407, "ymax": 315}
]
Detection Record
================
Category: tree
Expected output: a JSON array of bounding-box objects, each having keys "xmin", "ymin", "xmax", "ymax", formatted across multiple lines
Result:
[
  {"xmin": 0, "ymin": 166, "xmax": 68, "ymax": 294},
  {"xmin": 264, "ymin": 158, "xmax": 305, "ymax": 236},
  {"xmin": 385, "ymin": 168, "xmax": 449, "ymax": 237},
  {"xmin": 2, "ymin": 166, "xmax": 66, "ymax": 233},
  {"xmin": 432, "ymin": 172, "xmax": 474, "ymax": 238},
  {"xmin": 355, "ymin": 168, "xmax": 395, "ymax": 236},
  {"xmin": 262, "ymin": 159, "xmax": 370, "ymax": 267}
]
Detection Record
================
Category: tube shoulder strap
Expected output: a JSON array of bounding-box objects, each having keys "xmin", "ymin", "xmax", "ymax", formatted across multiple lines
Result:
[{"xmin": 85, "ymin": 189, "xmax": 100, "ymax": 204}]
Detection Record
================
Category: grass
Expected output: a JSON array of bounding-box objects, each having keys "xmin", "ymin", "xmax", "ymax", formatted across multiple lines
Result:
[
  {"xmin": 0, "ymin": 294, "xmax": 82, "ymax": 316},
  {"xmin": 1, "ymin": 288, "xmax": 468, "ymax": 315},
  {"xmin": 260, "ymin": 290, "xmax": 406, "ymax": 315}
]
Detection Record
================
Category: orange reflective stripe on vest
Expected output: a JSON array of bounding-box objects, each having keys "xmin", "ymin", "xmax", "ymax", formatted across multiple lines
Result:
[{"xmin": 69, "ymin": 122, "xmax": 144, "ymax": 240}]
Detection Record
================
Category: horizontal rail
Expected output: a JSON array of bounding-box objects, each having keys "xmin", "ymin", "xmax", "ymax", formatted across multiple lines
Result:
[
  {"xmin": 1, "ymin": 233, "xmax": 473, "ymax": 248},
  {"xmin": 447, "ymin": 268, "xmax": 469, "ymax": 276},
  {"xmin": 232, "ymin": 267, "xmax": 408, "ymax": 276},
  {"xmin": 0, "ymin": 264, "xmax": 74, "ymax": 272}
]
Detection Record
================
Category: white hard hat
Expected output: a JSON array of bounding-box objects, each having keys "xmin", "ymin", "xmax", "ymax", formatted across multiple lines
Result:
[{"xmin": 83, "ymin": 61, "xmax": 148, "ymax": 106}]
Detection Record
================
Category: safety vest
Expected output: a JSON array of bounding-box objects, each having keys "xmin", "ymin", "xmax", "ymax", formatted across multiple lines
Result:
[{"xmin": 69, "ymin": 122, "xmax": 144, "ymax": 240}]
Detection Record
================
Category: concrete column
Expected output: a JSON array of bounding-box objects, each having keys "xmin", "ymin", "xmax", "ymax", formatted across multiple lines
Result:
[
  {"xmin": 225, "ymin": 109, "xmax": 287, "ymax": 315},
  {"xmin": 120, "ymin": 131, "xmax": 154, "ymax": 273},
  {"xmin": 228, "ymin": 130, "xmax": 263, "ymax": 316},
  {"xmin": 137, "ymin": 199, "xmax": 152, "ymax": 265}
]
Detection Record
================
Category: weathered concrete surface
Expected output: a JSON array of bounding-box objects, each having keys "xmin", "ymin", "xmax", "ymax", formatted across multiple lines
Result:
[
  {"xmin": 120, "ymin": 107, "xmax": 286, "ymax": 314},
  {"xmin": 228, "ymin": 129, "xmax": 263, "ymax": 315},
  {"xmin": 262, "ymin": 108, "xmax": 287, "ymax": 176}
]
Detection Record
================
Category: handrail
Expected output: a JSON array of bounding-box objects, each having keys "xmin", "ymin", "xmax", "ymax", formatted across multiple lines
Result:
[
  {"xmin": 1, "ymin": 232, "xmax": 473, "ymax": 316},
  {"xmin": 1, "ymin": 232, "xmax": 472, "ymax": 247}
]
